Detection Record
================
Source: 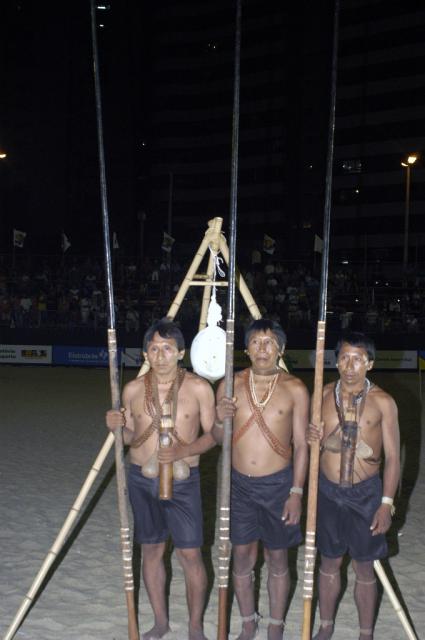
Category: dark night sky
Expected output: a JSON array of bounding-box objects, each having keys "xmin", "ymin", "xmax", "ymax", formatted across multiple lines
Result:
[
  {"xmin": 1, "ymin": 0, "xmax": 148, "ymax": 254},
  {"xmin": 1, "ymin": 1, "xmax": 333, "ymax": 257}
]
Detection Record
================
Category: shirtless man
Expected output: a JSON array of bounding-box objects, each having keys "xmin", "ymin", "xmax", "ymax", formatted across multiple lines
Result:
[
  {"xmin": 106, "ymin": 319, "xmax": 216, "ymax": 640},
  {"xmin": 308, "ymin": 332, "xmax": 400, "ymax": 640},
  {"xmin": 214, "ymin": 319, "xmax": 309, "ymax": 640}
]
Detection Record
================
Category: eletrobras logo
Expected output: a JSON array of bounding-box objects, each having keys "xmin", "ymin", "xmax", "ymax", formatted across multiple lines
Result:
[{"xmin": 68, "ymin": 349, "xmax": 108, "ymax": 360}]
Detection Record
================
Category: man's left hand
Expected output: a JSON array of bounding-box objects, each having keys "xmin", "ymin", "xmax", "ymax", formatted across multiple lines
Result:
[
  {"xmin": 370, "ymin": 504, "xmax": 392, "ymax": 536},
  {"xmin": 281, "ymin": 494, "xmax": 302, "ymax": 526}
]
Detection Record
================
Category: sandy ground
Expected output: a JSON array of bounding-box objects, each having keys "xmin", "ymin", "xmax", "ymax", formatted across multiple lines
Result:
[{"xmin": 0, "ymin": 366, "xmax": 423, "ymax": 640}]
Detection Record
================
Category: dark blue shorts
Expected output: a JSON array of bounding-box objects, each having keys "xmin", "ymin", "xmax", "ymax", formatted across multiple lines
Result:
[
  {"xmin": 230, "ymin": 466, "xmax": 303, "ymax": 550},
  {"xmin": 128, "ymin": 464, "xmax": 203, "ymax": 548},
  {"xmin": 317, "ymin": 473, "xmax": 388, "ymax": 562}
]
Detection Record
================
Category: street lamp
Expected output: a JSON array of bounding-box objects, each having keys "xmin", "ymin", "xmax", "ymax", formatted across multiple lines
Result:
[{"xmin": 401, "ymin": 154, "xmax": 418, "ymax": 272}]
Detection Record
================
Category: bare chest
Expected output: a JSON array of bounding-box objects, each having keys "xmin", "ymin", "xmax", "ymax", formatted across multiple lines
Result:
[
  {"xmin": 322, "ymin": 394, "xmax": 382, "ymax": 439},
  {"xmin": 131, "ymin": 391, "xmax": 199, "ymax": 433}
]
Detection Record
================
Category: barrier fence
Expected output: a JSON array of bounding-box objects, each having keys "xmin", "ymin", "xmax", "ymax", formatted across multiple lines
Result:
[{"xmin": 0, "ymin": 344, "xmax": 420, "ymax": 370}]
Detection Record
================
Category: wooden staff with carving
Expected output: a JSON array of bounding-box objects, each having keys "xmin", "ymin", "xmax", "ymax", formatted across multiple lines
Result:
[
  {"xmin": 89, "ymin": 2, "xmax": 139, "ymax": 638},
  {"xmin": 159, "ymin": 400, "xmax": 174, "ymax": 500},
  {"xmin": 217, "ymin": 1, "xmax": 242, "ymax": 638},
  {"xmin": 302, "ymin": 2, "xmax": 340, "ymax": 638}
]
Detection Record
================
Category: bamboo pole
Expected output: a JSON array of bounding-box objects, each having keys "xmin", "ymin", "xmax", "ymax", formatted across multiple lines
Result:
[
  {"xmin": 217, "ymin": 2, "xmax": 242, "ymax": 638},
  {"xmin": 89, "ymin": 2, "xmax": 138, "ymax": 637},
  {"xmin": 302, "ymin": 2, "xmax": 340, "ymax": 638},
  {"xmin": 167, "ymin": 217, "xmax": 224, "ymax": 321},
  {"xmin": 137, "ymin": 217, "xmax": 225, "ymax": 378},
  {"xmin": 374, "ymin": 561, "xmax": 417, "ymax": 640}
]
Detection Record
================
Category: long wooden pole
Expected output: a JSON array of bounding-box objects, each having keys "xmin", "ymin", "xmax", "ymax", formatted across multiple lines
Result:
[
  {"xmin": 89, "ymin": 2, "xmax": 138, "ymax": 638},
  {"xmin": 373, "ymin": 561, "xmax": 417, "ymax": 640},
  {"xmin": 217, "ymin": 1, "xmax": 242, "ymax": 638},
  {"xmin": 302, "ymin": 1, "xmax": 340, "ymax": 638}
]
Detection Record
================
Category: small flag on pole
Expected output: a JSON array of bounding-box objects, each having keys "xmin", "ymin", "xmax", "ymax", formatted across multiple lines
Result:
[
  {"xmin": 113, "ymin": 232, "xmax": 119, "ymax": 250},
  {"xmin": 263, "ymin": 234, "xmax": 276, "ymax": 255},
  {"xmin": 13, "ymin": 229, "xmax": 26, "ymax": 248},
  {"xmin": 314, "ymin": 234, "xmax": 323, "ymax": 253},
  {"xmin": 61, "ymin": 233, "xmax": 71, "ymax": 252},
  {"xmin": 161, "ymin": 231, "xmax": 175, "ymax": 252}
]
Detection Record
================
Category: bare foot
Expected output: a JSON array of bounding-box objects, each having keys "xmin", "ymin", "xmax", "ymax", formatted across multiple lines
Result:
[
  {"xmin": 142, "ymin": 622, "xmax": 170, "ymax": 640},
  {"xmin": 312, "ymin": 624, "xmax": 334, "ymax": 640},
  {"xmin": 236, "ymin": 620, "xmax": 259, "ymax": 640},
  {"xmin": 267, "ymin": 621, "xmax": 284, "ymax": 640}
]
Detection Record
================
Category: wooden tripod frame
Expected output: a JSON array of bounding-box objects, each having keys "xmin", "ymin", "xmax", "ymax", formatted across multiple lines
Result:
[{"xmin": 137, "ymin": 216, "xmax": 262, "ymax": 377}]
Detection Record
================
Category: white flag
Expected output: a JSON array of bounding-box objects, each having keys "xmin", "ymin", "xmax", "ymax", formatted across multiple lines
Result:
[
  {"xmin": 113, "ymin": 232, "xmax": 119, "ymax": 249},
  {"xmin": 61, "ymin": 233, "xmax": 71, "ymax": 252},
  {"xmin": 161, "ymin": 231, "xmax": 175, "ymax": 252},
  {"xmin": 314, "ymin": 234, "xmax": 323, "ymax": 253},
  {"xmin": 13, "ymin": 229, "xmax": 26, "ymax": 248}
]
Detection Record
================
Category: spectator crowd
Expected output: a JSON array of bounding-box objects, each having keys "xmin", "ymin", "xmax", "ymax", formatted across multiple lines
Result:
[{"xmin": 0, "ymin": 251, "xmax": 424, "ymax": 337}]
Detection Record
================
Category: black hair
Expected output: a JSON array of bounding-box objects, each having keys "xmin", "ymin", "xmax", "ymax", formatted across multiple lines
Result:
[
  {"xmin": 143, "ymin": 318, "xmax": 185, "ymax": 352},
  {"xmin": 335, "ymin": 331, "xmax": 375, "ymax": 361},
  {"xmin": 244, "ymin": 318, "xmax": 287, "ymax": 351}
]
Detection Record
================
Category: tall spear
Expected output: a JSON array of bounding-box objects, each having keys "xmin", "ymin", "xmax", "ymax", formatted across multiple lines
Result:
[
  {"xmin": 217, "ymin": 1, "xmax": 242, "ymax": 638},
  {"xmin": 301, "ymin": 1, "xmax": 340, "ymax": 638},
  {"xmin": 89, "ymin": 2, "xmax": 139, "ymax": 639}
]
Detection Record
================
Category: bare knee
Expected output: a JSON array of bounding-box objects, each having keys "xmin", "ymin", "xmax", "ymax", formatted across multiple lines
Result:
[
  {"xmin": 233, "ymin": 542, "xmax": 258, "ymax": 575},
  {"xmin": 352, "ymin": 559, "xmax": 375, "ymax": 582},
  {"xmin": 176, "ymin": 547, "xmax": 203, "ymax": 569},
  {"xmin": 320, "ymin": 555, "xmax": 343, "ymax": 574},
  {"xmin": 142, "ymin": 542, "xmax": 166, "ymax": 565},
  {"xmin": 264, "ymin": 547, "xmax": 288, "ymax": 575}
]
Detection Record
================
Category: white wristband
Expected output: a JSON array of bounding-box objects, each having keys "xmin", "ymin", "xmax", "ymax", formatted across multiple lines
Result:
[
  {"xmin": 381, "ymin": 496, "xmax": 395, "ymax": 516},
  {"xmin": 289, "ymin": 486, "xmax": 303, "ymax": 496}
]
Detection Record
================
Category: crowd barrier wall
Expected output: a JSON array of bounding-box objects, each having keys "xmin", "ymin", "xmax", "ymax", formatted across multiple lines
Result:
[{"xmin": 0, "ymin": 344, "xmax": 419, "ymax": 371}]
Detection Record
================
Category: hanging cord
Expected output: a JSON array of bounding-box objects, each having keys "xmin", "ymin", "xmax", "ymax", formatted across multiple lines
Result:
[{"xmin": 206, "ymin": 246, "xmax": 225, "ymax": 327}]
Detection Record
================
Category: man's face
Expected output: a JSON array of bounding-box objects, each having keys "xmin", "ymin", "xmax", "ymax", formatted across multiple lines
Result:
[
  {"xmin": 246, "ymin": 329, "xmax": 282, "ymax": 372},
  {"xmin": 144, "ymin": 332, "xmax": 184, "ymax": 377},
  {"xmin": 336, "ymin": 342, "xmax": 373, "ymax": 386}
]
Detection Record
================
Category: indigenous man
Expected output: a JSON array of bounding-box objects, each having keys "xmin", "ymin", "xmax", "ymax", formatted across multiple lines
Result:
[
  {"xmin": 106, "ymin": 319, "xmax": 216, "ymax": 640},
  {"xmin": 214, "ymin": 318, "xmax": 309, "ymax": 640},
  {"xmin": 308, "ymin": 332, "xmax": 400, "ymax": 640}
]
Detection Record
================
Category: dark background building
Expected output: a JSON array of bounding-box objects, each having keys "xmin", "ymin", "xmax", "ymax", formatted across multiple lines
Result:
[{"xmin": 1, "ymin": 0, "xmax": 425, "ymax": 344}]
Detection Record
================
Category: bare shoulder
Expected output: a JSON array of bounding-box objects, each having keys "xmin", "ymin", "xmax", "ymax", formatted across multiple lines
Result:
[
  {"xmin": 122, "ymin": 376, "xmax": 145, "ymax": 401},
  {"xmin": 279, "ymin": 371, "xmax": 308, "ymax": 390},
  {"xmin": 323, "ymin": 381, "xmax": 335, "ymax": 397},
  {"xmin": 279, "ymin": 371, "xmax": 309, "ymax": 400},
  {"xmin": 235, "ymin": 369, "xmax": 247, "ymax": 383},
  {"xmin": 184, "ymin": 370, "xmax": 214, "ymax": 396},
  {"xmin": 369, "ymin": 383, "xmax": 398, "ymax": 413}
]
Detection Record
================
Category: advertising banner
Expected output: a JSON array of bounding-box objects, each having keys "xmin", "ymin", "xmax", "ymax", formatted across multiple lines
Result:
[
  {"xmin": 0, "ymin": 345, "xmax": 52, "ymax": 364},
  {"xmin": 122, "ymin": 348, "xmax": 143, "ymax": 368},
  {"xmin": 53, "ymin": 346, "xmax": 117, "ymax": 367},
  {"xmin": 285, "ymin": 349, "xmax": 417, "ymax": 371},
  {"xmin": 285, "ymin": 349, "xmax": 336, "ymax": 370},
  {"xmin": 374, "ymin": 350, "xmax": 417, "ymax": 370}
]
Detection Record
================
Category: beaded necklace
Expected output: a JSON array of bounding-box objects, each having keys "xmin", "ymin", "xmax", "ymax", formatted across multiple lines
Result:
[{"xmin": 248, "ymin": 369, "xmax": 279, "ymax": 409}]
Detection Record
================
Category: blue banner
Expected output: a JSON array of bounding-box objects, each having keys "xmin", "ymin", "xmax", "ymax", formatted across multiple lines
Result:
[{"xmin": 53, "ymin": 346, "xmax": 122, "ymax": 367}]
